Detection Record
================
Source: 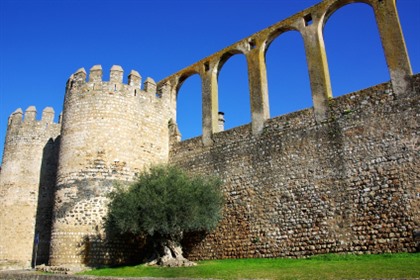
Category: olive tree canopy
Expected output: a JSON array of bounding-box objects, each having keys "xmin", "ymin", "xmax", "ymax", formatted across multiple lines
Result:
[{"xmin": 106, "ymin": 164, "xmax": 224, "ymax": 266}]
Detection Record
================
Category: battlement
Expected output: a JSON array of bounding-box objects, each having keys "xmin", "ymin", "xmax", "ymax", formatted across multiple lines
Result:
[
  {"xmin": 66, "ymin": 65, "xmax": 159, "ymax": 97},
  {"xmin": 8, "ymin": 106, "xmax": 61, "ymax": 127}
]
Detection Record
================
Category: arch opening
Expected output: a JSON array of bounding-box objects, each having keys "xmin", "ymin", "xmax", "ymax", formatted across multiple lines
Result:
[
  {"xmin": 265, "ymin": 30, "xmax": 312, "ymax": 118},
  {"xmin": 323, "ymin": 2, "xmax": 389, "ymax": 97},
  {"xmin": 217, "ymin": 53, "xmax": 251, "ymax": 130},
  {"xmin": 176, "ymin": 73, "xmax": 202, "ymax": 140},
  {"xmin": 397, "ymin": 0, "xmax": 419, "ymax": 74}
]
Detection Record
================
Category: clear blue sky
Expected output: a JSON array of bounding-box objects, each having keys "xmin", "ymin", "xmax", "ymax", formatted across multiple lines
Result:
[{"xmin": 0, "ymin": 0, "xmax": 419, "ymax": 164}]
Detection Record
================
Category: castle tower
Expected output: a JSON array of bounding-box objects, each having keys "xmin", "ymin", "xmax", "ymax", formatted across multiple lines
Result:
[
  {"xmin": 49, "ymin": 65, "xmax": 176, "ymax": 266},
  {"xmin": 0, "ymin": 107, "xmax": 61, "ymax": 268}
]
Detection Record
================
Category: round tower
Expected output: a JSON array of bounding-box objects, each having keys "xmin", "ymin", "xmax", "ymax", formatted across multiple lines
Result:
[
  {"xmin": 49, "ymin": 65, "xmax": 176, "ymax": 266},
  {"xmin": 0, "ymin": 107, "xmax": 61, "ymax": 268}
]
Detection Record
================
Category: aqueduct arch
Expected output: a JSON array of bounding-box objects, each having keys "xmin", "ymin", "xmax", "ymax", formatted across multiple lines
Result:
[
  {"xmin": 218, "ymin": 51, "xmax": 251, "ymax": 130},
  {"xmin": 176, "ymin": 70, "xmax": 200, "ymax": 93},
  {"xmin": 264, "ymin": 28, "xmax": 311, "ymax": 118},
  {"xmin": 176, "ymin": 72, "xmax": 202, "ymax": 139},
  {"xmin": 322, "ymin": 1, "xmax": 389, "ymax": 96}
]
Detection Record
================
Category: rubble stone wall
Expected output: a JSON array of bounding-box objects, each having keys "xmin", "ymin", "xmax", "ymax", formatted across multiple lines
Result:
[{"xmin": 171, "ymin": 75, "xmax": 420, "ymax": 260}]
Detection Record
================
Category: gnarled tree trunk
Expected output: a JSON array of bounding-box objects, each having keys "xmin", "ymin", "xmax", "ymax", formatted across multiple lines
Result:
[{"xmin": 145, "ymin": 236, "xmax": 196, "ymax": 267}]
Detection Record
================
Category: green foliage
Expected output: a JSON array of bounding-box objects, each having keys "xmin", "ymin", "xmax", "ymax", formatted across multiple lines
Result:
[
  {"xmin": 106, "ymin": 164, "xmax": 224, "ymax": 239},
  {"xmin": 81, "ymin": 253, "xmax": 420, "ymax": 279}
]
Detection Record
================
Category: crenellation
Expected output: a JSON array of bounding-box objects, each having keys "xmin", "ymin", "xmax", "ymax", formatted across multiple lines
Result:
[
  {"xmin": 41, "ymin": 107, "xmax": 55, "ymax": 124},
  {"xmin": 143, "ymin": 77, "xmax": 156, "ymax": 94},
  {"xmin": 157, "ymin": 80, "xmax": 170, "ymax": 94},
  {"xmin": 73, "ymin": 68, "xmax": 87, "ymax": 83},
  {"xmin": 8, "ymin": 107, "xmax": 61, "ymax": 128},
  {"xmin": 66, "ymin": 66, "xmax": 165, "ymax": 101},
  {"xmin": 8, "ymin": 108, "xmax": 23, "ymax": 126},
  {"xmin": 128, "ymin": 70, "xmax": 141, "ymax": 88},
  {"xmin": 89, "ymin": 65, "xmax": 103, "ymax": 83},
  {"xmin": 66, "ymin": 74, "xmax": 74, "ymax": 90},
  {"xmin": 110, "ymin": 65, "xmax": 123, "ymax": 83},
  {"xmin": 24, "ymin": 106, "xmax": 37, "ymax": 122}
]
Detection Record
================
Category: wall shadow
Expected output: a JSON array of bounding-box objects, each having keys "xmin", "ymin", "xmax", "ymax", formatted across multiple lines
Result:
[
  {"xmin": 78, "ymin": 224, "xmax": 208, "ymax": 267},
  {"xmin": 32, "ymin": 136, "xmax": 60, "ymax": 266},
  {"xmin": 79, "ymin": 232, "xmax": 147, "ymax": 267}
]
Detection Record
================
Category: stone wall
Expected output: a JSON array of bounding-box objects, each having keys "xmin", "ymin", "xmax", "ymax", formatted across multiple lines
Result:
[
  {"xmin": 171, "ymin": 75, "xmax": 420, "ymax": 260},
  {"xmin": 0, "ymin": 107, "xmax": 61, "ymax": 268}
]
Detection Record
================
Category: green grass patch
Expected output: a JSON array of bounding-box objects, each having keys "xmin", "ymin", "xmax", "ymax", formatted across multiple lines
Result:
[{"xmin": 81, "ymin": 253, "xmax": 420, "ymax": 279}]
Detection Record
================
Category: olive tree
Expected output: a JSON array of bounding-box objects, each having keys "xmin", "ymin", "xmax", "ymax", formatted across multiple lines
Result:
[{"xmin": 105, "ymin": 164, "xmax": 224, "ymax": 267}]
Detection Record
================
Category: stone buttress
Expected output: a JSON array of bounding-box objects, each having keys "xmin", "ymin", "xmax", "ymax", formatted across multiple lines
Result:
[
  {"xmin": 0, "ymin": 107, "xmax": 61, "ymax": 268},
  {"xmin": 48, "ymin": 65, "xmax": 175, "ymax": 266}
]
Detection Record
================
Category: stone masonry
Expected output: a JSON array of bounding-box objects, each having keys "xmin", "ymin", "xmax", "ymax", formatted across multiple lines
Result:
[
  {"xmin": 0, "ymin": 0, "xmax": 418, "ymax": 270},
  {"xmin": 173, "ymin": 77, "xmax": 419, "ymax": 259}
]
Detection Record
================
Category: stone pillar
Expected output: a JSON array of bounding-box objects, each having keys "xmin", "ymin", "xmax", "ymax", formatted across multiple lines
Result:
[
  {"xmin": 301, "ymin": 14, "xmax": 332, "ymax": 123},
  {"xmin": 246, "ymin": 43, "xmax": 270, "ymax": 135},
  {"xmin": 372, "ymin": 0, "xmax": 412, "ymax": 94},
  {"xmin": 201, "ymin": 62, "xmax": 219, "ymax": 146}
]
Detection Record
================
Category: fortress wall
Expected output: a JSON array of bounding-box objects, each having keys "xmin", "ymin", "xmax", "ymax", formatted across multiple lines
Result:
[
  {"xmin": 0, "ymin": 108, "xmax": 61, "ymax": 268},
  {"xmin": 49, "ymin": 66, "xmax": 175, "ymax": 266},
  {"xmin": 170, "ymin": 75, "xmax": 420, "ymax": 260}
]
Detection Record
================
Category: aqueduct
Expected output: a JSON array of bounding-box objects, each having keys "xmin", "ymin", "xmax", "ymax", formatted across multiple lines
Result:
[{"xmin": 157, "ymin": 0, "xmax": 412, "ymax": 145}]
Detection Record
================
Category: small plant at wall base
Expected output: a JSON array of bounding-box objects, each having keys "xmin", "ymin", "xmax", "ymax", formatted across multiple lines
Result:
[{"xmin": 105, "ymin": 164, "xmax": 224, "ymax": 267}]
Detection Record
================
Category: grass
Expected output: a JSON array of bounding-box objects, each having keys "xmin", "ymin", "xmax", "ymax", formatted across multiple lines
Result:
[{"xmin": 81, "ymin": 253, "xmax": 420, "ymax": 279}]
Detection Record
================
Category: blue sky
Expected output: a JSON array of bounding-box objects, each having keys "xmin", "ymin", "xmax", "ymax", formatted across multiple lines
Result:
[{"xmin": 0, "ymin": 0, "xmax": 419, "ymax": 164}]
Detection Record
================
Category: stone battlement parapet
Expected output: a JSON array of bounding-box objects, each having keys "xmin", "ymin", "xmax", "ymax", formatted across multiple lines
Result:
[
  {"xmin": 66, "ymin": 65, "xmax": 158, "ymax": 97},
  {"xmin": 8, "ymin": 106, "xmax": 61, "ymax": 127}
]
